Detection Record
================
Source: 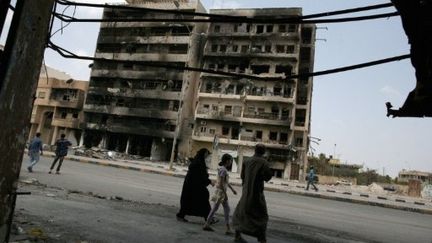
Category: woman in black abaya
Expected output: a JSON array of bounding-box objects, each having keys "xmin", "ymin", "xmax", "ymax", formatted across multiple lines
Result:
[{"xmin": 176, "ymin": 148, "xmax": 213, "ymax": 222}]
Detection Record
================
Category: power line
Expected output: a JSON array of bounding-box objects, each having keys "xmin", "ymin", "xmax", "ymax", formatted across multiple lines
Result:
[
  {"xmin": 53, "ymin": 11, "xmax": 399, "ymax": 24},
  {"xmin": 47, "ymin": 41, "xmax": 410, "ymax": 81},
  {"xmin": 55, "ymin": 0, "xmax": 394, "ymax": 20}
]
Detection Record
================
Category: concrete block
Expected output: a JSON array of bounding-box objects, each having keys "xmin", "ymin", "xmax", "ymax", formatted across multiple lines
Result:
[{"xmin": 414, "ymin": 201, "xmax": 425, "ymax": 205}]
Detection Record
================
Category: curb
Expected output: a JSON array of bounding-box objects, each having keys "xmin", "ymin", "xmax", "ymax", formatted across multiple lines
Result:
[{"xmin": 36, "ymin": 153, "xmax": 432, "ymax": 215}]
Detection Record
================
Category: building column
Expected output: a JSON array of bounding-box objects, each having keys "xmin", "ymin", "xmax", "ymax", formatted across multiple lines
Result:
[
  {"xmin": 237, "ymin": 146, "xmax": 244, "ymax": 175},
  {"xmin": 99, "ymin": 134, "xmax": 107, "ymax": 149},
  {"xmin": 125, "ymin": 136, "xmax": 130, "ymax": 154},
  {"xmin": 51, "ymin": 126, "xmax": 59, "ymax": 145},
  {"xmin": 284, "ymin": 163, "xmax": 291, "ymax": 180},
  {"xmin": 78, "ymin": 130, "xmax": 85, "ymax": 147}
]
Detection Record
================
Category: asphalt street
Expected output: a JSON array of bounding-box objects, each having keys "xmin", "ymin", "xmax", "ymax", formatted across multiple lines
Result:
[{"xmin": 18, "ymin": 156, "xmax": 432, "ymax": 243}]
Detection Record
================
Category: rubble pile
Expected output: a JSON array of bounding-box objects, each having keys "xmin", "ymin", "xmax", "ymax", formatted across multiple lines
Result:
[
  {"xmin": 73, "ymin": 147, "xmax": 146, "ymax": 161},
  {"xmin": 368, "ymin": 183, "xmax": 386, "ymax": 194}
]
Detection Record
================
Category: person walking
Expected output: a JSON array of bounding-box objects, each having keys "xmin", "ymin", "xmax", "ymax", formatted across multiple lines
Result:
[
  {"xmin": 306, "ymin": 166, "xmax": 318, "ymax": 191},
  {"xmin": 203, "ymin": 153, "xmax": 237, "ymax": 234},
  {"xmin": 232, "ymin": 144, "xmax": 273, "ymax": 243},
  {"xmin": 176, "ymin": 148, "xmax": 214, "ymax": 222},
  {"xmin": 27, "ymin": 132, "xmax": 43, "ymax": 172},
  {"xmin": 49, "ymin": 134, "xmax": 72, "ymax": 174}
]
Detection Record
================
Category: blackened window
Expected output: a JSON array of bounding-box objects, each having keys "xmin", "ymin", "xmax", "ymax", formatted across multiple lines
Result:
[
  {"xmin": 278, "ymin": 24, "xmax": 286, "ymax": 32},
  {"xmin": 269, "ymin": 131, "xmax": 278, "ymax": 141},
  {"xmin": 266, "ymin": 25, "xmax": 273, "ymax": 33},
  {"xmin": 211, "ymin": 45, "xmax": 218, "ymax": 52},
  {"xmin": 222, "ymin": 127, "xmax": 230, "ymax": 135},
  {"xmin": 219, "ymin": 45, "xmax": 227, "ymax": 53},
  {"xmin": 256, "ymin": 25, "xmax": 264, "ymax": 34}
]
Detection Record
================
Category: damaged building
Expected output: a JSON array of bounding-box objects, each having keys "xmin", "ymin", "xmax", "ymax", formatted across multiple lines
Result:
[
  {"xmin": 83, "ymin": 0, "xmax": 207, "ymax": 160},
  {"xmin": 29, "ymin": 66, "xmax": 89, "ymax": 146},
  {"xmin": 191, "ymin": 9, "xmax": 316, "ymax": 180}
]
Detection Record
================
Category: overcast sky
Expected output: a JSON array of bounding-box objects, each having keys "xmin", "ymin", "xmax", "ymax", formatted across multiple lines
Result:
[{"xmin": 2, "ymin": 0, "xmax": 430, "ymax": 177}]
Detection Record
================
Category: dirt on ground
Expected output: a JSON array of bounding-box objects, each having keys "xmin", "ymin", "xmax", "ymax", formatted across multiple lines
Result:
[{"xmin": 8, "ymin": 181, "xmax": 372, "ymax": 243}]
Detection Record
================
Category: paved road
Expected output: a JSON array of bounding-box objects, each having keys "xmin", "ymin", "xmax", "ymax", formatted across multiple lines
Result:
[{"xmin": 19, "ymin": 156, "xmax": 432, "ymax": 243}]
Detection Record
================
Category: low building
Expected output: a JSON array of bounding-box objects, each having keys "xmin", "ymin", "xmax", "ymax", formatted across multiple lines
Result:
[
  {"xmin": 398, "ymin": 169, "xmax": 432, "ymax": 184},
  {"xmin": 28, "ymin": 66, "xmax": 88, "ymax": 146}
]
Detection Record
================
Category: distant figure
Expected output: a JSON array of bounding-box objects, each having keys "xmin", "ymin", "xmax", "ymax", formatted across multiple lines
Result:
[
  {"xmin": 203, "ymin": 154, "xmax": 237, "ymax": 234},
  {"xmin": 232, "ymin": 144, "xmax": 273, "ymax": 243},
  {"xmin": 176, "ymin": 148, "xmax": 214, "ymax": 222},
  {"xmin": 49, "ymin": 134, "xmax": 72, "ymax": 174},
  {"xmin": 306, "ymin": 166, "xmax": 318, "ymax": 192},
  {"xmin": 27, "ymin": 132, "xmax": 43, "ymax": 172}
]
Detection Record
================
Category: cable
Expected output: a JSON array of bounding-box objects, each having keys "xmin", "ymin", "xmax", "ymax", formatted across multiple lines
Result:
[
  {"xmin": 54, "ymin": 0, "xmax": 395, "ymax": 22},
  {"xmin": 52, "ymin": 11, "xmax": 399, "ymax": 24},
  {"xmin": 50, "ymin": 4, "xmax": 76, "ymax": 37},
  {"xmin": 47, "ymin": 41, "xmax": 410, "ymax": 81}
]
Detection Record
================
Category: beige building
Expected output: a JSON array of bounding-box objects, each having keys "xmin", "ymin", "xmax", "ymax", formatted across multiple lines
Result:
[
  {"xmin": 83, "ymin": 0, "xmax": 207, "ymax": 160},
  {"xmin": 191, "ymin": 9, "xmax": 316, "ymax": 180},
  {"xmin": 29, "ymin": 66, "xmax": 89, "ymax": 146},
  {"xmin": 398, "ymin": 170, "xmax": 432, "ymax": 184}
]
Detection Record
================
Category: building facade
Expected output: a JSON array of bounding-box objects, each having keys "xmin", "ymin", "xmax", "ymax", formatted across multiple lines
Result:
[
  {"xmin": 191, "ymin": 9, "xmax": 316, "ymax": 180},
  {"xmin": 29, "ymin": 67, "xmax": 88, "ymax": 146},
  {"xmin": 83, "ymin": 0, "xmax": 207, "ymax": 160},
  {"xmin": 398, "ymin": 170, "xmax": 432, "ymax": 184}
]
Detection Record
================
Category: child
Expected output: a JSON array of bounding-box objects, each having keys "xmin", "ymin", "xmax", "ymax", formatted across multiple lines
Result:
[{"xmin": 203, "ymin": 154, "xmax": 237, "ymax": 234}]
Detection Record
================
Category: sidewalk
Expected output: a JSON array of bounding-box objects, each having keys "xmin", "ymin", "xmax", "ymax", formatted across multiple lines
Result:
[{"xmin": 36, "ymin": 151, "xmax": 432, "ymax": 215}]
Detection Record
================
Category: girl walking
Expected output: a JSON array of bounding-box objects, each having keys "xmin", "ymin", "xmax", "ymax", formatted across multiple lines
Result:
[{"xmin": 203, "ymin": 154, "xmax": 237, "ymax": 234}]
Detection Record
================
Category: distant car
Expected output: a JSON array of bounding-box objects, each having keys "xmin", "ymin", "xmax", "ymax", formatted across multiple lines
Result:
[{"xmin": 335, "ymin": 180, "xmax": 352, "ymax": 186}]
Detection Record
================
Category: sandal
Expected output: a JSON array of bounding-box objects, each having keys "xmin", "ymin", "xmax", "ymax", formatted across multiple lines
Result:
[
  {"xmin": 203, "ymin": 225, "xmax": 214, "ymax": 231},
  {"xmin": 210, "ymin": 218, "xmax": 219, "ymax": 225}
]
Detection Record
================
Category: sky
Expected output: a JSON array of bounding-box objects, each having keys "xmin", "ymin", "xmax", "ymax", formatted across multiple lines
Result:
[{"xmin": 2, "ymin": 0, "xmax": 431, "ymax": 177}]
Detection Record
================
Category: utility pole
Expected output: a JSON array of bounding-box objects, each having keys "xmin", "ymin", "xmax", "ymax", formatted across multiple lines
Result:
[{"xmin": 0, "ymin": 1, "xmax": 54, "ymax": 242}]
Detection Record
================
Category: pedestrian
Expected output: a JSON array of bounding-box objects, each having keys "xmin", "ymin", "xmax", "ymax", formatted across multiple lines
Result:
[
  {"xmin": 232, "ymin": 144, "xmax": 273, "ymax": 243},
  {"xmin": 27, "ymin": 132, "xmax": 43, "ymax": 172},
  {"xmin": 49, "ymin": 134, "xmax": 72, "ymax": 174},
  {"xmin": 203, "ymin": 153, "xmax": 237, "ymax": 234},
  {"xmin": 306, "ymin": 166, "xmax": 318, "ymax": 191},
  {"xmin": 176, "ymin": 148, "xmax": 214, "ymax": 222}
]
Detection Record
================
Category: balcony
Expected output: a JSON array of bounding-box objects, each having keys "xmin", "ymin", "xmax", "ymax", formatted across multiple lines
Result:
[
  {"xmin": 88, "ymin": 87, "xmax": 181, "ymax": 101},
  {"xmin": 192, "ymin": 132, "xmax": 294, "ymax": 150},
  {"xmin": 95, "ymin": 52, "xmax": 188, "ymax": 62},
  {"xmin": 52, "ymin": 118, "xmax": 81, "ymax": 128},
  {"xmin": 35, "ymin": 99, "xmax": 83, "ymax": 109},
  {"xmin": 206, "ymin": 32, "xmax": 299, "ymax": 40},
  {"xmin": 91, "ymin": 69, "xmax": 184, "ymax": 81},
  {"xmin": 83, "ymin": 104, "xmax": 178, "ymax": 120},
  {"xmin": 242, "ymin": 112, "xmax": 291, "ymax": 126},
  {"xmin": 198, "ymin": 88, "xmax": 295, "ymax": 104},
  {"xmin": 97, "ymin": 35, "xmax": 190, "ymax": 44},
  {"xmin": 195, "ymin": 108, "xmax": 292, "ymax": 127},
  {"xmin": 195, "ymin": 109, "xmax": 242, "ymax": 122},
  {"xmin": 197, "ymin": 92, "xmax": 240, "ymax": 100},
  {"xmin": 204, "ymin": 51, "xmax": 298, "ymax": 61}
]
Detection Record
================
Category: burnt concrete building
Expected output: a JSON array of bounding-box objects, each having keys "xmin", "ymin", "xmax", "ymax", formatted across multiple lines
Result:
[
  {"xmin": 29, "ymin": 66, "xmax": 88, "ymax": 146},
  {"xmin": 83, "ymin": 0, "xmax": 207, "ymax": 160},
  {"xmin": 191, "ymin": 9, "xmax": 316, "ymax": 180}
]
